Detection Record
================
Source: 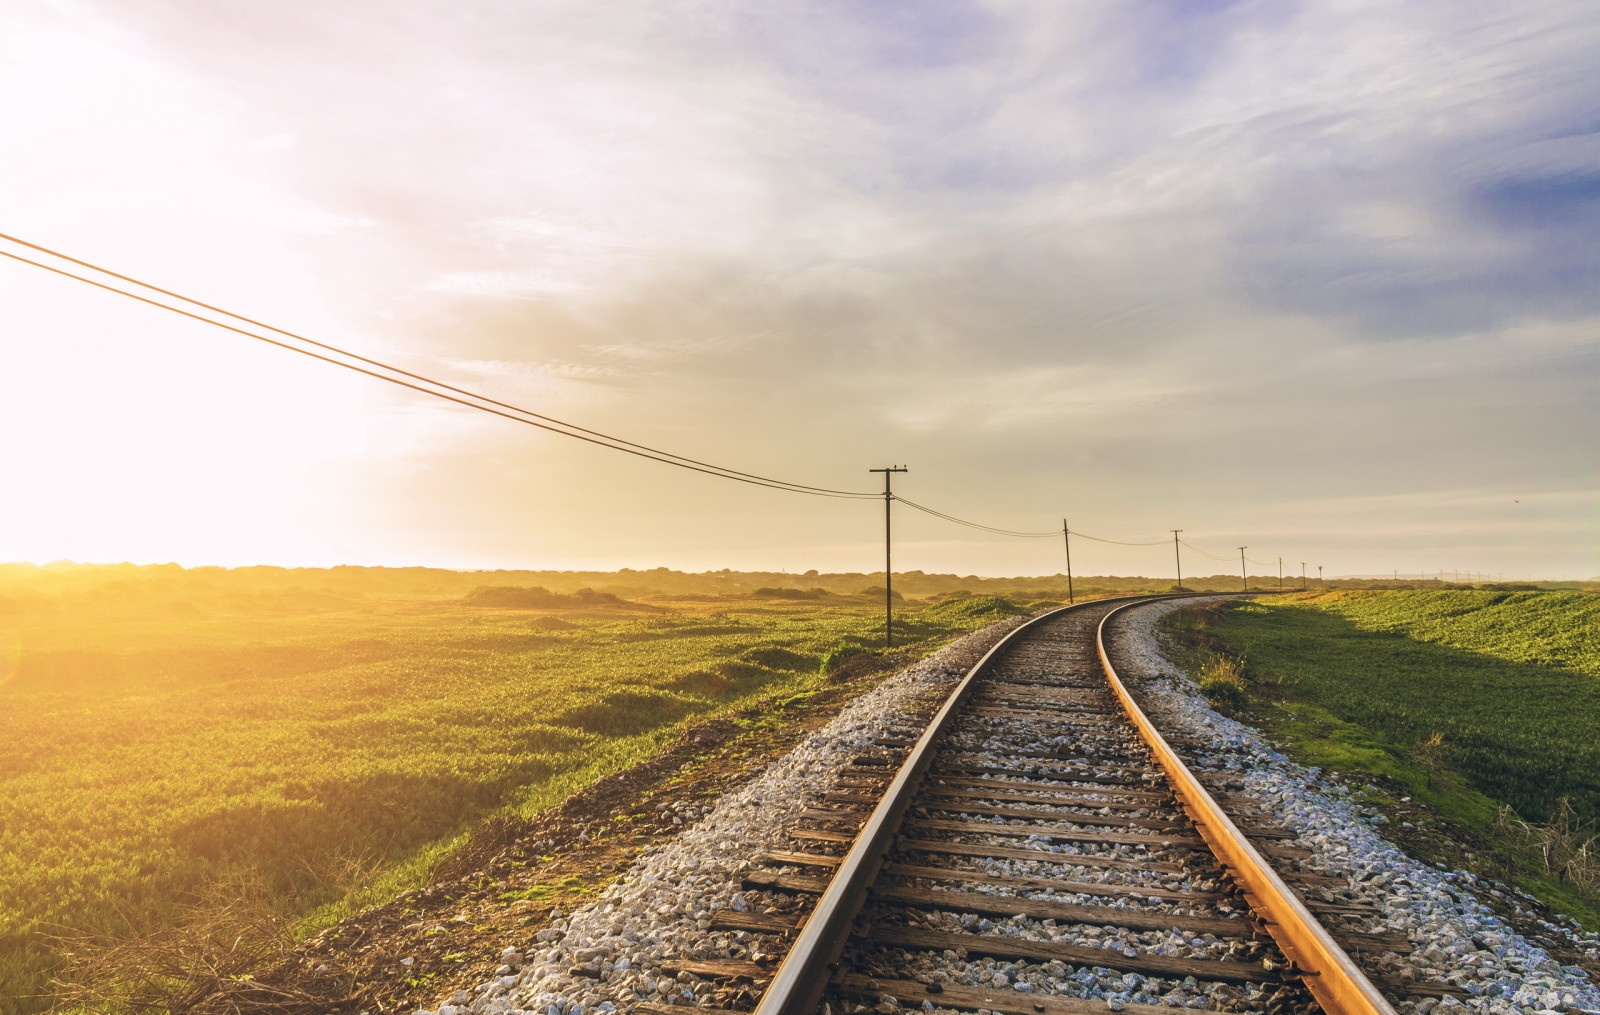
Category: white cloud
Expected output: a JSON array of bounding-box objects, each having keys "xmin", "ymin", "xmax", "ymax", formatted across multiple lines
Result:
[{"xmin": 2, "ymin": 0, "xmax": 1595, "ymax": 575}]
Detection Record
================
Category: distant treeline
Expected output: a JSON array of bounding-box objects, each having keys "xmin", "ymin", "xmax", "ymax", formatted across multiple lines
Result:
[{"xmin": 1, "ymin": 560, "xmax": 1592, "ymax": 617}]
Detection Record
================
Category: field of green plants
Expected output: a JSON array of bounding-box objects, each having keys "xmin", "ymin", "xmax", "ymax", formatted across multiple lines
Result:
[
  {"xmin": 1186, "ymin": 589, "xmax": 1600, "ymax": 923},
  {"xmin": 0, "ymin": 564, "xmax": 1048, "ymax": 1015}
]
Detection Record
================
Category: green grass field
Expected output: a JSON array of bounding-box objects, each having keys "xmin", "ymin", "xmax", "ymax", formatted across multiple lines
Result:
[
  {"xmin": 1181, "ymin": 589, "xmax": 1600, "ymax": 924},
  {"xmin": 0, "ymin": 564, "xmax": 1048, "ymax": 1015}
]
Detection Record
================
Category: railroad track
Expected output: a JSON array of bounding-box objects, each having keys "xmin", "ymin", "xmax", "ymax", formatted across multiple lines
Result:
[{"xmin": 635, "ymin": 595, "xmax": 1456, "ymax": 1015}]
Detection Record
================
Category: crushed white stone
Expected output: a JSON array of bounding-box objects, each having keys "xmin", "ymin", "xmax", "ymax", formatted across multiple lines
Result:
[
  {"xmin": 425, "ymin": 601, "xmax": 1600, "ymax": 1015},
  {"xmin": 1110, "ymin": 596, "xmax": 1600, "ymax": 1014},
  {"xmin": 432, "ymin": 616, "xmax": 1033, "ymax": 1015}
]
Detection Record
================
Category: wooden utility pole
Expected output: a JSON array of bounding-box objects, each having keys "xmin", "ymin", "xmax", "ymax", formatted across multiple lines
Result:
[
  {"xmin": 869, "ymin": 466, "xmax": 908, "ymax": 648},
  {"xmin": 1062, "ymin": 520, "xmax": 1075, "ymax": 604},
  {"xmin": 1238, "ymin": 547, "xmax": 1248, "ymax": 592},
  {"xmin": 1300, "ymin": 561, "xmax": 1307, "ymax": 591},
  {"xmin": 1172, "ymin": 530, "xmax": 1183, "ymax": 590}
]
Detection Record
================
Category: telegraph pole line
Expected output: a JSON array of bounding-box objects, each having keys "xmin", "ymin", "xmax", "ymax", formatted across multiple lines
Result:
[
  {"xmin": 1062, "ymin": 520, "xmax": 1075, "ymax": 604},
  {"xmin": 1238, "ymin": 547, "xmax": 1248, "ymax": 592},
  {"xmin": 1171, "ymin": 530, "xmax": 1183, "ymax": 590},
  {"xmin": 869, "ymin": 466, "xmax": 908, "ymax": 649}
]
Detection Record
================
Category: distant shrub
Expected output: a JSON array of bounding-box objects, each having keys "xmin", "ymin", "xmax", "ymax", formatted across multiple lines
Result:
[
  {"xmin": 463, "ymin": 586, "xmax": 623, "ymax": 609},
  {"xmin": 671, "ymin": 669, "xmax": 732, "ymax": 697},
  {"xmin": 670, "ymin": 658, "xmax": 780, "ymax": 697},
  {"xmin": 856, "ymin": 586, "xmax": 904, "ymax": 600},
  {"xmin": 921, "ymin": 596, "xmax": 1028, "ymax": 625},
  {"xmin": 558, "ymin": 689, "xmax": 696, "ymax": 735},
  {"xmin": 819, "ymin": 642, "xmax": 875, "ymax": 678},
  {"xmin": 741, "ymin": 646, "xmax": 813, "ymax": 671},
  {"xmin": 527, "ymin": 616, "xmax": 578, "ymax": 631},
  {"xmin": 751, "ymin": 587, "xmax": 826, "ymax": 600},
  {"xmin": 713, "ymin": 660, "xmax": 771, "ymax": 682}
]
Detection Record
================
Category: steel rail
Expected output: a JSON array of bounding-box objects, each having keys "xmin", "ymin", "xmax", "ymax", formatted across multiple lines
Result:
[
  {"xmin": 1096, "ymin": 599, "xmax": 1399, "ymax": 1015},
  {"xmin": 752, "ymin": 595, "xmax": 1165, "ymax": 1015}
]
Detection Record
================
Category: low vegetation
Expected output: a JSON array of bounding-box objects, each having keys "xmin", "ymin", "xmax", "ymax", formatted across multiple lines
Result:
[
  {"xmin": 0, "ymin": 563, "xmax": 1134, "ymax": 1014},
  {"xmin": 1164, "ymin": 589, "xmax": 1600, "ymax": 927}
]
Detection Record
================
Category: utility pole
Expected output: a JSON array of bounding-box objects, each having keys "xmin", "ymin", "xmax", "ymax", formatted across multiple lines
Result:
[
  {"xmin": 1278, "ymin": 556, "xmax": 1283, "ymax": 591},
  {"xmin": 1319, "ymin": 564, "xmax": 1324, "ymax": 589},
  {"xmin": 1300, "ymin": 561, "xmax": 1307, "ymax": 591},
  {"xmin": 1172, "ymin": 530, "xmax": 1183, "ymax": 590},
  {"xmin": 1062, "ymin": 520, "xmax": 1075, "ymax": 604},
  {"xmin": 1238, "ymin": 547, "xmax": 1248, "ymax": 592},
  {"xmin": 869, "ymin": 466, "xmax": 908, "ymax": 649}
]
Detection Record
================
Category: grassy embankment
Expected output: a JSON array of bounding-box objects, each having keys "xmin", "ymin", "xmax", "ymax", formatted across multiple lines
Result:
[
  {"xmin": 1165, "ymin": 589, "xmax": 1600, "ymax": 927},
  {"xmin": 0, "ymin": 562, "xmax": 1083, "ymax": 1015}
]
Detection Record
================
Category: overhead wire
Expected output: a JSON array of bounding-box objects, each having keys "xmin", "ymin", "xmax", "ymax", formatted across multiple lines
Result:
[
  {"xmin": 894, "ymin": 498, "xmax": 1216, "ymax": 552},
  {"xmin": 892, "ymin": 497, "xmax": 1061, "ymax": 538},
  {"xmin": 0, "ymin": 248, "xmax": 881, "ymax": 499},
  {"xmin": 1179, "ymin": 539, "xmax": 1239, "ymax": 562},
  {"xmin": 0, "ymin": 231, "xmax": 1316, "ymax": 564},
  {"xmin": 1069, "ymin": 531, "xmax": 1171, "ymax": 547},
  {"xmin": 0, "ymin": 237, "xmax": 878, "ymax": 500}
]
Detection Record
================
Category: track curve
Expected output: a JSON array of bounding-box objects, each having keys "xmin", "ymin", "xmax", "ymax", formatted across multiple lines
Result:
[{"xmin": 733, "ymin": 594, "xmax": 1402, "ymax": 1015}]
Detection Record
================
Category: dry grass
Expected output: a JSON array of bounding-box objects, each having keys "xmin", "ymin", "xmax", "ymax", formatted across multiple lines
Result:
[
  {"xmin": 1494, "ymin": 799, "xmax": 1600, "ymax": 894},
  {"xmin": 44, "ymin": 875, "xmax": 353, "ymax": 1015}
]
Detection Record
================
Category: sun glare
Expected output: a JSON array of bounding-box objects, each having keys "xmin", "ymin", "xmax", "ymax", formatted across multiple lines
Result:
[{"xmin": 0, "ymin": 269, "xmax": 382, "ymax": 566}]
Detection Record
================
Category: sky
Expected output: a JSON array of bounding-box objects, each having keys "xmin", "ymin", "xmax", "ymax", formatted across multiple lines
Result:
[{"xmin": 1, "ymin": 0, "xmax": 1596, "ymax": 579}]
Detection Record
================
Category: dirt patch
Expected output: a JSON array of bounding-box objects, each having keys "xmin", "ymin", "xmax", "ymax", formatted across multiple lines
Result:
[{"xmin": 187, "ymin": 629, "xmax": 1011, "ymax": 1015}]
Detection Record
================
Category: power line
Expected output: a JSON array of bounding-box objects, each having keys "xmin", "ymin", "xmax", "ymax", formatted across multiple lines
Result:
[
  {"xmin": 893, "ymin": 498, "xmax": 1265, "ymax": 561},
  {"xmin": 1179, "ymin": 539, "xmax": 1238, "ymax": 562},
  {"xmin": 1070, "ymin": 531, "xmax": 1171, "ymax": 547},
  {"xmin": 894, "ymin": 497, "xmax": 1177, "ymax": 546},
  {"xmin": 892, "ymin": 497, "xmax": 1061, "ymax": 538},
  {"xmin": 0, "ymin": 237, "xmax": 878, "ymax": 500},
  {"xmin": 0, "ymin": 232, "xmax": 1343, "ymax": 571}
]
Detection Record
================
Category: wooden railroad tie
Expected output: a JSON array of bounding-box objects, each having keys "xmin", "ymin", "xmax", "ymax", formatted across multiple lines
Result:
[
  {"xmin": 822, "ymin": 793, "xmax": 1188, "ymax": 832},
  {"xmin": 933, "ymin": 774, "xmax": 1171, "ymax": 802},
  {"xmin": 837, "ymin": 974, "xmax": 1173, "ymax": 1015},
  {"xmin": 739, "ymin": 873, "xmax": 1248, "ymax": 937},
  {"xmin": 920, "ymin": 785, "xmax": 1173, "ymax": 812},
  {"xmin": 868, "ymin": 925, "xmax": 1279, "ymax": 985},
  {"xmin": 895, "ymin": 837, "xmax": 1187, "ymax": 873},
  {"xmin": 755, "ymin": 849, "xmax": 1375, "ymax": 918},
  {"xmin": 906, "ymin": 816, "xmax": 1203, "ymax": 849}
]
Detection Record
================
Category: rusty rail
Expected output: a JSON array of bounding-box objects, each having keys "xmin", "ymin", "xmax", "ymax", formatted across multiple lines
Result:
[
  {"xmin": 1096, "ymin": 598, "xmax": 1398, "ymax": 1015},
  {"xmin": 752, "ymin": 595, "xmax": 1159, "ymax": 1015}
]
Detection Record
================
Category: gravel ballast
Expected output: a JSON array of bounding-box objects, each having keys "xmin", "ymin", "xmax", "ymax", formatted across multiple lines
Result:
[
  {"xmin": 426, "ymin": 600, "xmax": 1600, "ymax": 1015},
  {"xmin": 1109, "ymin": 598, "xmax": 1600, "ymax": 1013}
]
